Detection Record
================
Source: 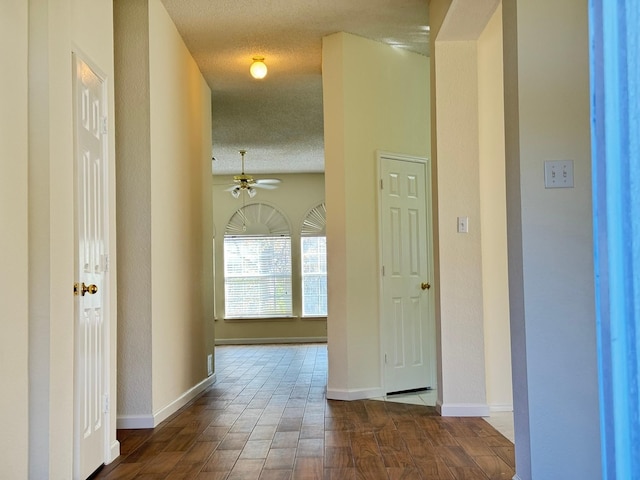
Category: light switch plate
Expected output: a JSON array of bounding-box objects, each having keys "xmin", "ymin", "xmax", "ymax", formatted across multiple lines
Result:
[
  {"xmin": 544, "ymin": 160, "xmax": 574, "ymax": 188},
  {"xmin": 457, "ymin": 216, "xmax": 469, "ymax": 233}
]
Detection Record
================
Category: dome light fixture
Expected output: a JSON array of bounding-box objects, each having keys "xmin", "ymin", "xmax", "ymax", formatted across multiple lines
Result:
[{"xmin": 250, "ymin": 57, "xmax": 267, "ymax": 79}]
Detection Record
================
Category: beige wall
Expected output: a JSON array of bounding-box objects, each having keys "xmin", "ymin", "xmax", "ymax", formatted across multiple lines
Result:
[
  {"xmin": 115, "ymin": 0, "xmax": 214, "ymax": 427},
  {"xmin": 433, "ymin": 38, "xmax": 489, "ymax": 414},
  {"xmin": 477, "ymin": 4, "xmax": 513, "ymax": 411},
  {"xmin": 322, "ymin": 32, "xmax": 430, "ymax": 398},
  {"xmin": 430, "ymin": 0, "xmax": 599, "ymax": 474},
  {"xmin": 431, "ymin": 0, "xmax": 512, "ymax": 417},
  {"xmin": 212, "ymin": 173, "xmax": 327, "ymax": 343},
  {"xmin": 28, "ymin": 1, "xmax": 75, "ymax": 474},
  {"xmin": 503, "ymin": 0, "xmax": 600, "ymax": 477},
  {"xmin": 148, "ymin": 0, "xmax": 214, "ymax": 413},
  {"xmin": 114, "ymin": 0, "xmax": 153, "ymax": 418},
  {"xmin": 23, "ymin": 0, "xmax": 119, "ymax": 476},
  {"xmin": 0, "ymin": 1, "xmax": 29, "ymax": 476}
]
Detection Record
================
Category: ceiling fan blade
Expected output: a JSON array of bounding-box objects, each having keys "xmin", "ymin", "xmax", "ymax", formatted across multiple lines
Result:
[
  {"xmin": 253, "ymin": 183, "xmax": 279, "ymax": 190},
  {"xmin": 255, "ymin": 178, "xmax": 281, "ymax": 185}
]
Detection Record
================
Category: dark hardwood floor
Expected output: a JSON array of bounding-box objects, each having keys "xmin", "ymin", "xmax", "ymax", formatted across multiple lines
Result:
[{"xmin": 95, "ymin": 344, "xmax": 514, "ymax": 479}]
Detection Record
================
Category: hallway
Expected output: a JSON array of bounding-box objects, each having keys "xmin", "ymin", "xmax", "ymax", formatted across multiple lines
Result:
[{"xmin": 95, "ymin": 344, "xmax": 514, "ymax": 479}]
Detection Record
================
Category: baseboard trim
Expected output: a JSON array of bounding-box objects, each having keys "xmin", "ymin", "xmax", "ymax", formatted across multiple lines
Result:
[
  {"xmin": 437, "ymin": 402, "xmax": 490, "ymax": 417},
  {"xmin": 108, "ymin": 440, "xmax": 120, "ymax": 463},
  {"xmin": 326, "ymin": 387, "xmax": 384, "ymax": 401},
  {"xmin": 215, "ymin": 337, "xmax": 327, "ymax": 345},
  {"xmin": 117, "ymin": 374, "xmax": 216, "ymax": 429},
  {"xmin": 117, "ymin": 414, "xmax": 154, "ymax": 429},
  {"xmin": 153, "ymin": 374, "xmax": 216, "ymax": 426},
  {"xmin": 489, "ymin": 403, "xmax": 514, "ymax": 412}
]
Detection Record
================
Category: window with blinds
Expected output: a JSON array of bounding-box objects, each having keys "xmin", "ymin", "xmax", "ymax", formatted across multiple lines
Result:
[
  {"xmin": 224, "ymin": 235, "xmax": 292, "ymax": 318},
  {"xmin": 301, "ymin": 203, "xmax": 327, "ymax": 317},
  {"xmin": 301, "ymin": 236, "xmax": 327, "ymax": 316}
]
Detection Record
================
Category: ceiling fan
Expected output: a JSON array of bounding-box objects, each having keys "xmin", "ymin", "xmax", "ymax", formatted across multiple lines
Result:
[{"xmin": 221, "ymin": 150, "xmax": 281, "ymax": 198}]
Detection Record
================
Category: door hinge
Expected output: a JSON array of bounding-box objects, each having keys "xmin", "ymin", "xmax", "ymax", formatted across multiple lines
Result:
[
  {"xmin": 103, "ymin": 393, "xmax": 109, "ymax": 414},
  {"xmin": 103, "ymin": 254, "xmax": 109, "ymax": 272},
  {"xmin": 380, "ymin": 179, "xmax": 383, "ymax": 190},
  {"xmin": 384, "ymin": 353, "xmax": 388, "ymax": 364},
  {"xmin": 382, "ymin": 265, "xmax": 385, "ymax": 276},
  {"xmin": 101, "ymin": 116, "xmax": 108, "ymax": 135}
]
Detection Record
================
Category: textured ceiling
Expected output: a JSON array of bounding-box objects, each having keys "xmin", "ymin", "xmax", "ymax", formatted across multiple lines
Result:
[{"xmin": 160, "ymin": 0, "xmax": 429, "ymax": 175}]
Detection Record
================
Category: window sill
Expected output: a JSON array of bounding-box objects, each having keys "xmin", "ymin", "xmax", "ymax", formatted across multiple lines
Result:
[
  {"xmin": 223, "ymin": 316, "xmax": 297, "ymax": 322},
  {"xmin": 301, "ymin": 315, "xmax": 327, "ymax": 320}
]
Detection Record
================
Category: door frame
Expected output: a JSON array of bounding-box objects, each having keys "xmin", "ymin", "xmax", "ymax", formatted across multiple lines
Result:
[
  {"xmin": 71, "ymin": 49, "xmax": 113, "ymax": 478},
  {"xmin": 376, "ymin": 150, "xmax": 437, "ymax": 395}
]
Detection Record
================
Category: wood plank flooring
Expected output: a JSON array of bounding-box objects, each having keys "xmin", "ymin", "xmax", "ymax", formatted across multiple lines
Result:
[{"xmin": 95, "ymin": 344, "xmax": 514, "ymax": 479}]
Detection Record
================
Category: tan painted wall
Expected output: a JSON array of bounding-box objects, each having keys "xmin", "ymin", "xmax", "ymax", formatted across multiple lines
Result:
[
  {"xmin": 477, "ymin": 4, "xmax": 512, "ymax": 410},
  {"xmin": 212, "ymin": 173, "xmax": 327, "ymax": 343},
  {"xmin": 148, "ymin": 0, "xmax": 214, "ymax": 412},
  {"xmin": 115, "ymin": 0, "xmax": 213, "ymax": 425},
  {"xmin": 0, "ymin": 1, "xmax": 29, "ymax": 476},
  {"xmin": 114, "ymin": 0, "xmax": 153, "ymax": 418},
  {"xmin": 322, "ymin": 32, "xmax": 430, "ymax": 397}
]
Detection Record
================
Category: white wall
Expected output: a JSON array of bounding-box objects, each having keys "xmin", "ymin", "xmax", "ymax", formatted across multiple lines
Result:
[
  {"xmin": 502, "ymin": 0, "xmax": 601, "ymax": 478},
  {"xmin": 212, "ymin": 173, "xmax": 327, "ymax": 343},
  {"xmin": 115, "ymin": 0, "xmax": 214, "ymax": 427},
  {"xmin": 0, "ymin": 1, "xmax": 29, "ymax": 477},
  {"xmin": 322, "ymin": 32, "xmax": 430, "ymax": 399}
]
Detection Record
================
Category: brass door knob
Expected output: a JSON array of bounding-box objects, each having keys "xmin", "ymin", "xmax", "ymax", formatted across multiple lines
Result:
[
  {"xmin": 74, "ymin": 282, "xmax": 98, "ymax": 296},
  {"xmin": 421, "ymin": 282, "xmax": 431, "ymax": 290}
]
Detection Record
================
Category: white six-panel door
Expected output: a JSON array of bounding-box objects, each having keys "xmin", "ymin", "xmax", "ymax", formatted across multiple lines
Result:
[
  {"xmin": 73, "ymin": 55, "xmax": 108, "ymax": 479},
  {"xmin": 379, "ymin": 153, "xmax": 435, "ymax": 394}
]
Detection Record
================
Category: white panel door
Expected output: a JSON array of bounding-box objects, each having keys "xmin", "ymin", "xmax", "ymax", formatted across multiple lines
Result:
[
  {"xmin": 379, "ymin": 154, "xmax": 434, "ymax": 394},
  {"xmin": 73, "ymin": 55, "xmax": 108, "ymax": 479}
]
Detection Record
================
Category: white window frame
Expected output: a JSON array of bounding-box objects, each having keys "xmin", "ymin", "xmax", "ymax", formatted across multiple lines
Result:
[
  {"xmin": 301, "ymin": 236, "xmax": 327, "ymax": 317},
  {"xmin": 300, "ymin": 203, "xmax": 327, "ymax": 317},
  {"xmin": 223, "ymin": 203, "xmax": 292, "ymax": 319},
  {"xmin": 224, "ymin": 235, "xmax": 293, "ymax": 318}
]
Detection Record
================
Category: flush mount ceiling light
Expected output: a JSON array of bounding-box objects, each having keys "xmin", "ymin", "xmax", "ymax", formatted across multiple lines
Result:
[{"xmin": 250, "ymin": 57, "xmax": 267, "ymax": 79}]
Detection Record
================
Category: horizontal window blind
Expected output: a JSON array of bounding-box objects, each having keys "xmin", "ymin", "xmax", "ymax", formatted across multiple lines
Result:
[
  {"xmin": 301, "ymin": 236, "xmax": 327, "ymax": 316},
  {"xmin": 224, "ymin": 235, "xmax": 292, "ymax": 317}
]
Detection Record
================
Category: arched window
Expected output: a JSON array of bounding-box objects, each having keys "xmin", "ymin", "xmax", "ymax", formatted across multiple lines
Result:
[
  {"xmin": 224, "ymin": 203, "xmax": 292, "ymax": 318},
  {"xmin": 300, "ymin": 203, "xmax": 327, "ymax": 316}
]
